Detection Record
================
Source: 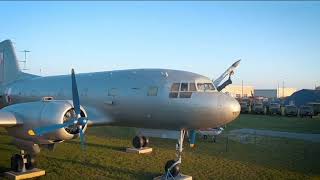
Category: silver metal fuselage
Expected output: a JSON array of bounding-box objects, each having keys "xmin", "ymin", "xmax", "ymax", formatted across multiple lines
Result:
[{"xmin": 2, "ymin": 69, "xmax": 240, "ymax": 130}]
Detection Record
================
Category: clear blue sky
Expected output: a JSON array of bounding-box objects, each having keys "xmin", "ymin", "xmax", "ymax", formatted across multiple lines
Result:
[{"xmin": 0, "ymin": 1, "xmax": 319, "ymax": 90}]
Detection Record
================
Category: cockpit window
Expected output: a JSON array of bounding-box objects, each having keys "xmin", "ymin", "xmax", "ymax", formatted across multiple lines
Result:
[
  {"xmin": 189, "ymin": 83, "xmax": 196, "ymax": 91},
  {"xmin": 180, "ymin": 83, "xmax": 188, "ymax": 91},
  {"xmin": 197, "ymin": 83, "xmax": 215, "ymax": 91},
  {"xmin": 170, "ymin": 83, "xmax": 180, "ymax": 98},
  {"xmin": 171, "ymin": 83, "xmax": 180, "ymax": 91},
  {"xmin": 169, "ymin": 82, "xmax": 193, "ymax": 98}
]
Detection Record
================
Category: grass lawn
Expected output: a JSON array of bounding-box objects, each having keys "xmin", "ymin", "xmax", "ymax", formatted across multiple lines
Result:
[
  {"xmin": 227, "ymin": 114, "xmax": 320, "ymax": 133},
  {"xmin": 0, "ymin": 115, "xmax": 320, "ymax": 179}
]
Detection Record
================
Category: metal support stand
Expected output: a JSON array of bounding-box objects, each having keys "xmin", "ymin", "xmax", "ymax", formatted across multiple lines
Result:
[
  {"xmin": 5, "ymin": 150, "xmax": 45, "ymax": 180},
  {"xmin": 20, "ymin": 150, "xmax": 27, "ymax": 173}
]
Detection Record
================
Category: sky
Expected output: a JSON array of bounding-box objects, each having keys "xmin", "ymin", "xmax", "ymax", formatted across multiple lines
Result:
[{"xmin": 0, "ymin": 1, "xmax": 319, "ymax": 90}]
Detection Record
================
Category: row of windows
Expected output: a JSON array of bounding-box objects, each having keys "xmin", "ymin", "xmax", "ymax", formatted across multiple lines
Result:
[
  {"xmin": 108, "ymin": 87, "xmax": 159, "ymax": 97},
  {"xmin": 107, "ymin": 82, "xmax": 215, "ymax": 99}
]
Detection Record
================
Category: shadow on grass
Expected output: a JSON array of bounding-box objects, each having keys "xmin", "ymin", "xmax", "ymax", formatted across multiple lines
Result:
[
  {"xmin": 0, "ymin": 131, "xmax": 8, "ymax": 136},
  {"xmin": 64, "ymin": 141, "xmax": 126, "ymax": 152},
  {"xmin": 45, "ymin": 156, "xmax": 158, "ymax": 179},
  {"xmin": 0, "ymin": 166, "xmax": 11, "ymax": 176}
]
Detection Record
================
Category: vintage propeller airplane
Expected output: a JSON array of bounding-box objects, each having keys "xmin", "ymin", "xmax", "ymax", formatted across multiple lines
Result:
[{"xmin": 0, "ymin": 39, "xmax": 240, "ymax": 178}]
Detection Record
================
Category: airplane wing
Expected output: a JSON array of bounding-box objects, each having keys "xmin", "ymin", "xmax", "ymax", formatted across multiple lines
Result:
[
  {"xmin": 213, "ymin": 59, "xmax": 241, "ymax": 88},
  {"xmin": 0, "ymin": 111, "xmax": 23, "ymax": 127}
]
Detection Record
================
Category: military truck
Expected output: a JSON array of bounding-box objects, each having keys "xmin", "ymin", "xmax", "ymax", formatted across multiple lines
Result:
[
  {"xmin": 285, "ymin": 105, "xmax": 298, "ymax": 117},
  {"xmin": 299, "ymin": 105, "xmax": 314, "ymax": 118},
  {"xmin": 252, "ymin": 102, "xmax": 264, "ymax": 114},
  {"xmin": 308, "ymin": 102, "xmax": 320, "ymax": 116},
  {"xmin": 240, "ymin": 101, "xmax": 251, "ymax": 113},
  {"xmin": 269, "ymin": 102, "xmax": 281, "ymax": 115}
]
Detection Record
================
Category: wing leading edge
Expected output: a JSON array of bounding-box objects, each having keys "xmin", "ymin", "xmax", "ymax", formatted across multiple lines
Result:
[{"xmin": 0, "ymin": 111, "xmax": 23, "ymax": 127}]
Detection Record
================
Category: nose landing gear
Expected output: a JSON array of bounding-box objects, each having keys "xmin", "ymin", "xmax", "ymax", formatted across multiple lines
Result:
[{"xmin": 156, "ymin": 129, "xmax": 192, "ymax": 180}]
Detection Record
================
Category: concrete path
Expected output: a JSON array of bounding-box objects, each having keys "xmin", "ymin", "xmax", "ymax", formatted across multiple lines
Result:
[{"xmin": 228, "ymin": 128, "xmax": 320, "ymax": 143}]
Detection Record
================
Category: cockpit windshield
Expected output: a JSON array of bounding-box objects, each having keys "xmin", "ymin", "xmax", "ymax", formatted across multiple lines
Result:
[
  {"xmin": 197, "ymin": 83, "xmax": 215, "ymax": 91},
  {"xmin": 169, "ymin": 82, "xmax": 216, "ymax": 98}
]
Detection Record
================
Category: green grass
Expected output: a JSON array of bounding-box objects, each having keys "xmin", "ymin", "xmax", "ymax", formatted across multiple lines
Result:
[
  {"xmin": 228, "ymin": 114, "xmax": 320, "ymax": 133},
  {"xmin": 0, "ymin": 115, "xmax": 320, "ymax": 179}
]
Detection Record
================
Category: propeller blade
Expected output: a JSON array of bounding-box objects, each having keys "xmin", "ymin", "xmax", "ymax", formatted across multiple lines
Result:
[
  {"xmin": 29, "ymin": 119, "xmax": 76, "ymax": 136},
  {"xmin": 71, "ymin": 69, "xmax": 81, "ymax": 118},
  {"xmin": 189, "ymin": 130, "xmax": 197, "ymax": 148},
  {"xmin": 79, "ymin": 126, "xmax": 86, "ymax": 150}
]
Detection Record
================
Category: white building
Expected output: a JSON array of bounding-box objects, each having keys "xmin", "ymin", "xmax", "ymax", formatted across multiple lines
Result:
[
  {"xmin": 254, "ymin": 88, "xmax": 297, "ymax": 98},
  {"xmin": 222, "ymin": 85, "xmax": 254, "ymax": 98}
]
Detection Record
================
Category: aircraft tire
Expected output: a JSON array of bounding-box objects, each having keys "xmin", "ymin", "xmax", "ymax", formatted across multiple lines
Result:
[
  {"xmin": 132, "ymin": 136, "xmax": 144, "ymax": 149},
  {"xmin": 142, "ymin": 136, "xmax": 149, "ymax": 147},
  {"xmin": 11, "ymin": 154, "xmax": 24, "ymax": 172},
  {"xmin": 165, "ymin": 160, "xmax": 180, "ymax": 177},
  {"xmin": 203, "ymin": 135, "xmax": 208, "ymax": 140},
  {"xmin": 25, "ymin": 154, "xmax": 36, "ymax": 170}
]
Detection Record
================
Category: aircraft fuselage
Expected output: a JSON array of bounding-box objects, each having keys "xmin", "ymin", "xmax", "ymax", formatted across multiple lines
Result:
[{"xmin": 1, "ymin": 69, "xmax": 240, "ymax": 130}]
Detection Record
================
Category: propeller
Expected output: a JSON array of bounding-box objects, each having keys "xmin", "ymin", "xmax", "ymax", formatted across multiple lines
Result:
[
  {"xmin": 28, "ymin": 69, "xmax": 88, "ymax": 149},
  {"xmin": 188, "ymin": 130, "xmax": 197, "ymax": 148}
]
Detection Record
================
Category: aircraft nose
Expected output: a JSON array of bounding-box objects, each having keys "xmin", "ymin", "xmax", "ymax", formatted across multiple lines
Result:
[{"xmin": 223, "ymin": 95, "xmax": 241, "ymax": 123}]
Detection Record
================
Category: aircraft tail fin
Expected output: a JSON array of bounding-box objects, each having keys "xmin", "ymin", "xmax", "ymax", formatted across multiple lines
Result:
[
  {"xmin": 0, "ymin": 40, "xmax": 22, "ymax": 85},
  {"xmin": 213, "ymin": 59, "xmax": 241, "ymax": 88}
]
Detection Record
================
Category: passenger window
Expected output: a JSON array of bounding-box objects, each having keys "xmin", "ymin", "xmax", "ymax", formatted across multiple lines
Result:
[
  {"xmin": 180, "ymin": 83, "xmax": 188, "ymax": 91},
  {"xmin": 189, "ymin": 83, "xmax": 196, "ymax": 91},
  {"xmin": 147, "ymin": 86, "xmax": 158, "ymax": 96},
  {"xmin": 171, "ymin": 83, "xmax": 180, "ymax": 91}
]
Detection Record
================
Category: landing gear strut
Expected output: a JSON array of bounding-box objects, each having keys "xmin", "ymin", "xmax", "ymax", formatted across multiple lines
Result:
[
  {"xmin": 164, "ymin": 129, "xmax": 186, "ymax": 179},
  {"xmin": 10, "ymin": 150, "xmax": 36, "ymax": 172}
]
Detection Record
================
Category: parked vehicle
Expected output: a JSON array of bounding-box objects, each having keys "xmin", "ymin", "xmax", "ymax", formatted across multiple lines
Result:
[
  {"xmin": 252, "ymin": 102, "xmax": 264, "ymax": 114},
  {"xmin": 240, "ymin": 101, "xmax": 251, "ymax": 113},
  {"xmin": 300, "ymin": 105, "xmax": 314, "ymax": 118},
  {"xmin": 285, "ymin": 105, "xmax": 298, "ymax": 116},
  {"xmin": 269, "ymin": 103, "xmax": 281, "ymax": 115},
  {"xmin": 308, "ymin": 103, "xmax": 320, "ymax": 116}
]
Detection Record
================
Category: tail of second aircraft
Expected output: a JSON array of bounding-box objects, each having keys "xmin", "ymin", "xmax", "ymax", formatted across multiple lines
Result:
[
  {"xmin": 0, "ymin": 40, "xmax": 37, "ymax": 85},
  {"xmin": 0, "ymin": 40, "xmax": 22, "ymax": 85}
]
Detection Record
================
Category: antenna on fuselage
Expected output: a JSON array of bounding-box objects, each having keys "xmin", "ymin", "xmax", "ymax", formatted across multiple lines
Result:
[{"xmin": 20, "ymin": 50, "xmax": 30, "ymax": 71}]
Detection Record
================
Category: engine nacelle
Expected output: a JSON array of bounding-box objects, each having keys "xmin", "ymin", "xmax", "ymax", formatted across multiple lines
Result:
[{"xmin": 4, "ymin": 100, "xmax": 87, "ymax": 144}]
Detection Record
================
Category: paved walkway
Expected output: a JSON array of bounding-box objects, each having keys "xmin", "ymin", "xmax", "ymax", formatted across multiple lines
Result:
[{"xmin": 229, "ymin": 128, "xmax": 320, "ymax": 143}]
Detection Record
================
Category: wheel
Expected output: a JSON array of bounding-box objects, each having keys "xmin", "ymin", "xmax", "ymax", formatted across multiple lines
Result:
[
  {"xmin": 132, "ymin": 136, "xmax": 144, "ymax": 149},
  {"xmin": 10, "ymin": 154, "xmax": 24, "ymax": 172},
  {"xmin": 25, "ymin": 154, "xmax": 36, "ymax": 170},
  {"xmin": 142, "ymin": 136, "xmax": 149, "ymax": 147},
  {"xmin": 213, "ymin": 136, "xmax": 216, "ymax": 143},
  {"xmin": 203, "ymin": 135, "xmax": 208, "ymax": 140},
  {"xmin": 164, "ymin": 160, "xmax": 180, "ymax": 177}
]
